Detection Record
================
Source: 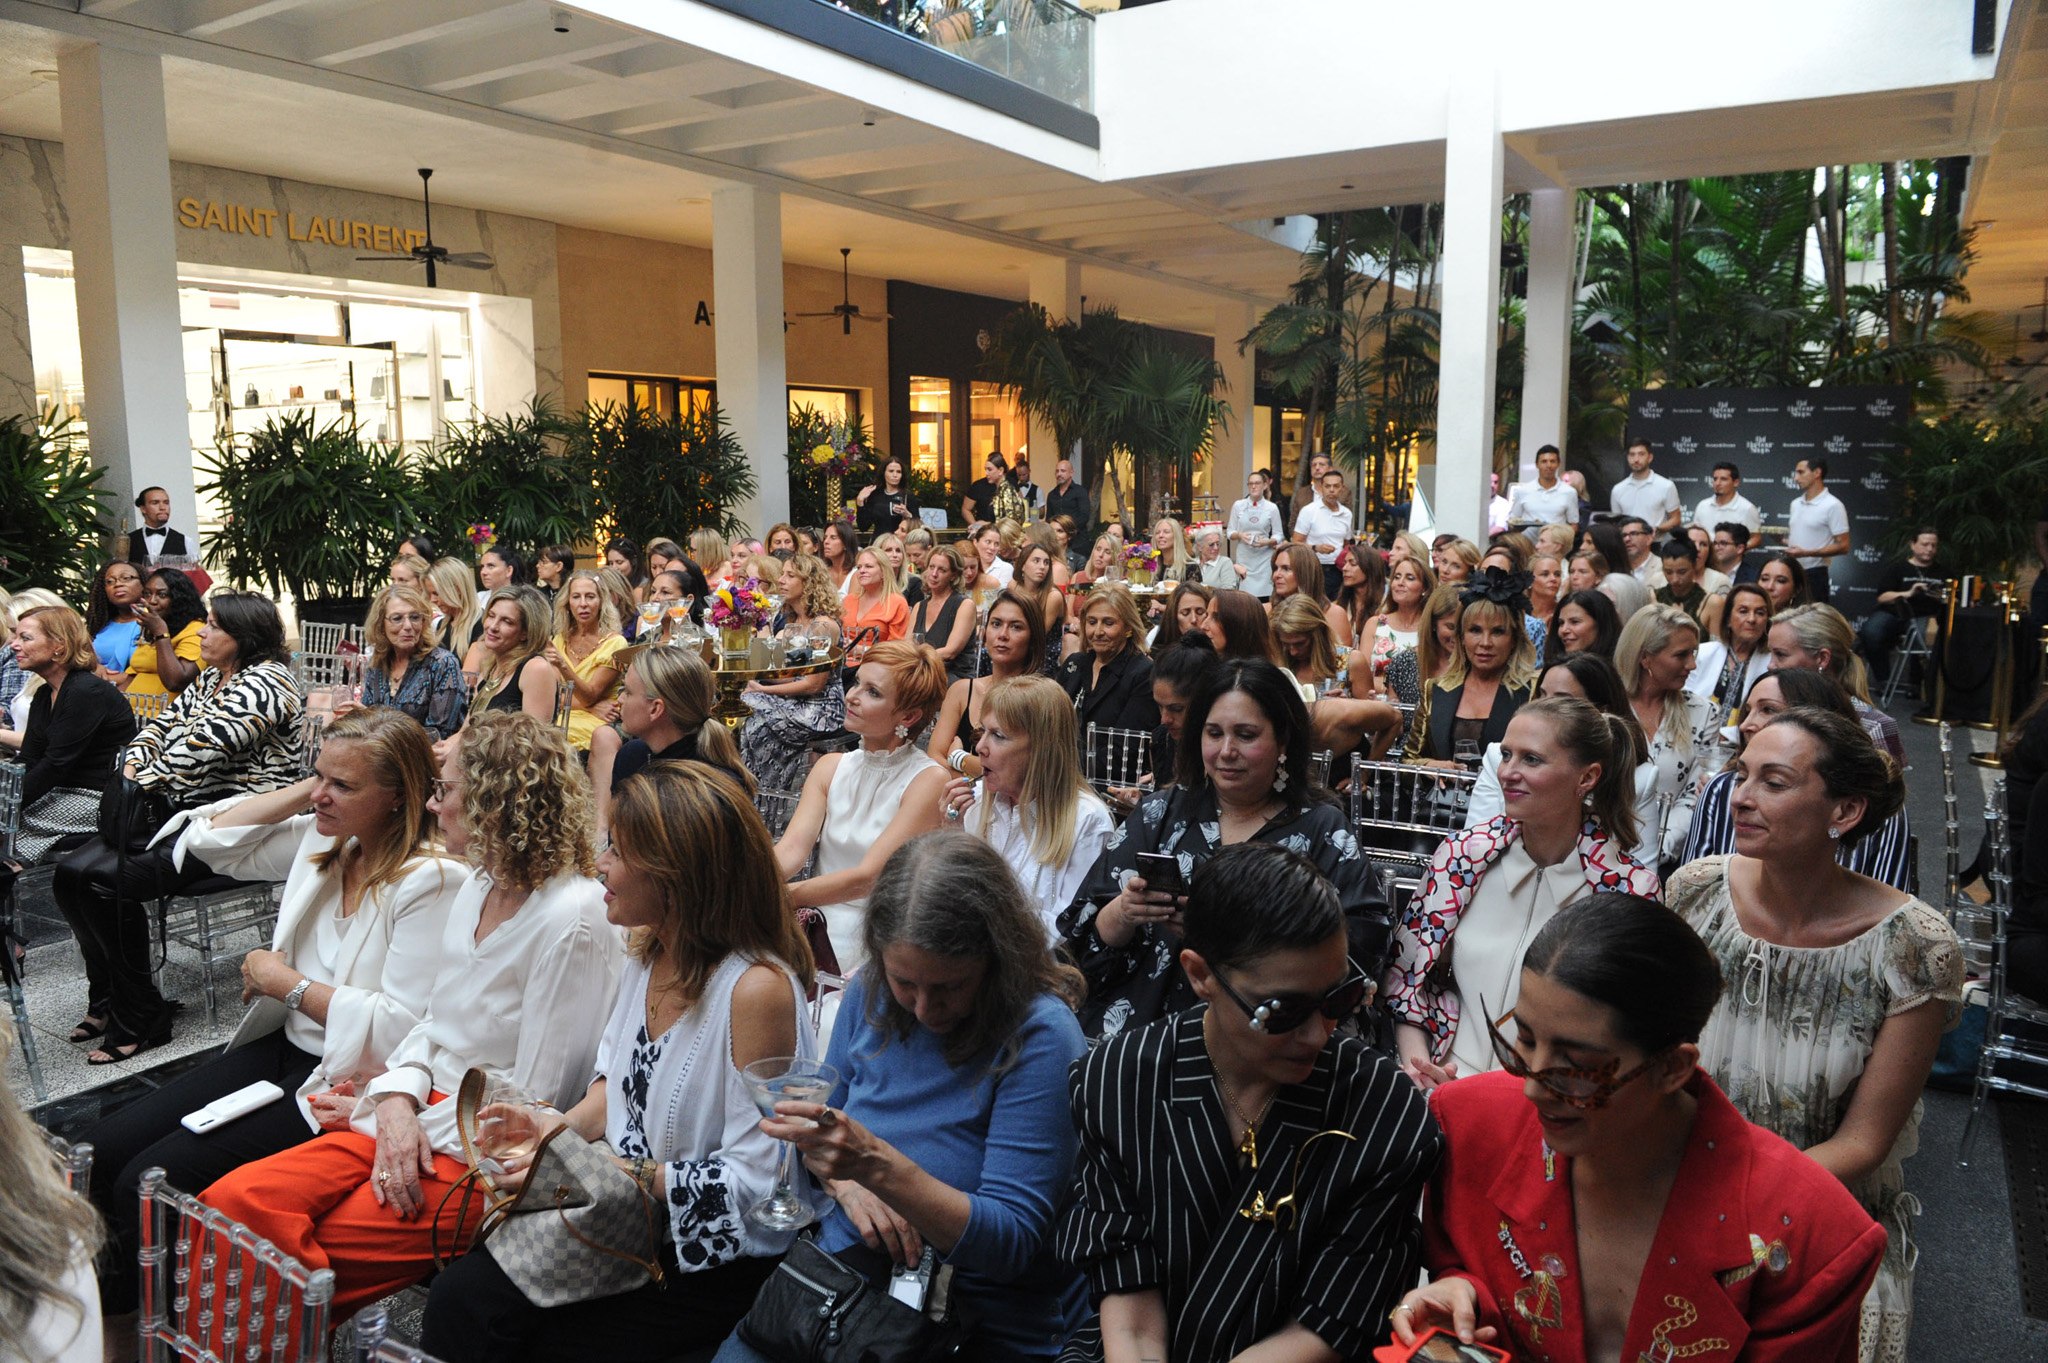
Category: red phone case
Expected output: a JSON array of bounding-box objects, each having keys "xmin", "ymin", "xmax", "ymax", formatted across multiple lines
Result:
[{"xmin": 1371, "ymin": 1325, "xmax": 1512, "ymax": 1363}]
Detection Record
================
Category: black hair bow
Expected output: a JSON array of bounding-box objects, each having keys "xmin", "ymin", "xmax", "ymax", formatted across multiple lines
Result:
[{"xmin": 1458, "ymin": 566, "xmax": 1532, "ymax": 617}]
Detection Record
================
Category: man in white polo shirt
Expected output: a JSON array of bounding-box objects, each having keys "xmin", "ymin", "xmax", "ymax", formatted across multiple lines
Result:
[
  {"xmin": 1292, "ymin": 467, "xmax": 1354, "ymax": 599},
  {"xmin": 1786, "ymin": 456, "xmax": 1850, "ymax": 605},
  {"xmin": 1507, "ymin": 444, "xmax": 1579, "ymax": 527},
  {"xmin": 1610, "ymin": 437, "xmax": 1682, "ymax": 533},
  {"xmin": 1690, "ymin": 461, "xmax": 1762, "ymax": 537}
]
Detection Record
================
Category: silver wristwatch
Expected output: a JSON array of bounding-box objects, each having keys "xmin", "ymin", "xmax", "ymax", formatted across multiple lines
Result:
[{"xmin": 282, "ymin": 977, "xmax": 313, "ymax": 1012}]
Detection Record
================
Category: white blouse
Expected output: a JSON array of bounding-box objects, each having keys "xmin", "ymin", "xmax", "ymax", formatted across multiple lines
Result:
[
  {"xmin": 813, "ymin": 743, "xmax": 941, "ymax": 969},
  {"xmin": 168, "ymin": 808, "xmax": 465, "ymax": 1127},
  {"xmin": 597, "ymin": 952, "xmax": 817, "ymax": 1262},
  {"xmin": 1445, "ymin": 839, "xmax": 1599, "ymax": 1078},
  {"xmin": 966, "ymin": 785, "xmax": 1115, "ymax": 942},
  {"xmin": 361, "ymin": 869, "xmax": 623, "ymax": 1155},
  {"xmin": 5, "ymin": 1247, "xmax": 98, "ymax": 1363}
]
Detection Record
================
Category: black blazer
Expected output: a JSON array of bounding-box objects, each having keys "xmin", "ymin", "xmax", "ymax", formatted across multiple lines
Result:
[
  {"xmin": 1060, "ymin": 645, "xmax": 1160, "ymax": 737},
  {"xmin": 1417, "ymin": 677, "xmax": 1530, "ymax": 763},
  {"xmin": 21, "ymin": 671, "xmax": 136, "ymax": 807},
  {"xmin": 127, "ymin": 526, "xmax": 189, "ymax": 563}
]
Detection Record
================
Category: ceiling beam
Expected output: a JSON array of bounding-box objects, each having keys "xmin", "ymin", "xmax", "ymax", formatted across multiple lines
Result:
[
  {"xmin": 298, "ymin": 0, "xmax": 522, "ymax": 67},
  {"xmin": 177, "ymin": 0, "xmax": 322, "ymax": 40}
]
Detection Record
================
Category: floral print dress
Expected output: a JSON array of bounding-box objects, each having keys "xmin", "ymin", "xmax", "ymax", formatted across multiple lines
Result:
[{"xmin": 1668, "ymin": 856, "xmax": 1963, "ymax": 1363}]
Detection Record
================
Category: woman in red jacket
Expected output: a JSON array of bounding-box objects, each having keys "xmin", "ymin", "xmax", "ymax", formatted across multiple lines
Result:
[{"xmin": 1393, "ymin": 893, "xmax": 1884, "ymax": 1363}]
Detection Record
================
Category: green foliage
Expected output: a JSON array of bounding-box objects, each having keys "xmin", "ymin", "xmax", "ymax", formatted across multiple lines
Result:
[
  {"xmin": 786, "ymin": 404, "xmax": 875, "ymax": 527},
  {"xmin": 578, "ymin": 400, "xmax": 754, "ymax": 544},
  {"xmin": 199, "ymin": 412, "xmax": 414, "ymax": 602},
  {"xmin": 414, "ymin": 402, "xmax": 592, "ymax": 559},
  {"xmin": 0, "ymin": 408, "xmax": 110, "ymax": 604},
  {"xmin": 1877, "ymin": 406, "xmax": 2048, "ymax": 578}
]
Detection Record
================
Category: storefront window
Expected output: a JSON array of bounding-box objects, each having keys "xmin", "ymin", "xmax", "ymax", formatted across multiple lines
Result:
[
  {"xmin": 588, "ymin": 373, "xmax": 680, "ymax": 416},
  {"xmin": 967, "ymin": 381, "xmax": 1028, "ymax": 469},
  {"xmin": 789, "ymin": 386, "xmax": 861, "ymax": 427},
  {"xmin": 908, "ymin": 376, "xmax": 952, "ymax": 490}
]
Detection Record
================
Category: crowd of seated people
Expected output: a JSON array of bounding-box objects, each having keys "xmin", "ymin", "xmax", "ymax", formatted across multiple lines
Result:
[{"xmin": 0, "ymin": 497, "xmax": 1997, "ymax": 1363}]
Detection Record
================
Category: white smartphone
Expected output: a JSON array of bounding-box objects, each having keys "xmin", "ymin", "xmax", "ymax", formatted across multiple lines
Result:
[{"xmin": 182, "ymin": 1080, "xmax": 286, "ymax": 1134}]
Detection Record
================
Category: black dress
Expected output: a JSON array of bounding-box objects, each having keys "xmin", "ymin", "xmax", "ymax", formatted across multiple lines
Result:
[
  {"xmin": 913, "ymin": 592, "xmax": 975, "ymax": 682},
  {"xmin": 1055, "ymin": 1009, "xmax": 1440, "ymax": 1363},
  {"xmin": 1058, "ymin": 784, "xmax": 1385, "ymax": 1042}
]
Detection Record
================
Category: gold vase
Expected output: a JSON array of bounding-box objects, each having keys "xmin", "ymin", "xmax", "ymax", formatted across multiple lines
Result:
[
  {"xmin": 719, "ymin": 626, "xmax": 752, "ymax": 659},
  {"xmin": 1127, "ymin": 566, "xmax": 1154, "ymax": 587},
  {"xmin": 826, "ymin": 472, "xmax": 843, "ymax": 521}
]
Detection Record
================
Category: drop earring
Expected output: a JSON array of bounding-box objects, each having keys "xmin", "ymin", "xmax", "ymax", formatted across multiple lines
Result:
[{"xmin": 1273, "ymin": 756, "xmax": 1289, "ymax": 793}]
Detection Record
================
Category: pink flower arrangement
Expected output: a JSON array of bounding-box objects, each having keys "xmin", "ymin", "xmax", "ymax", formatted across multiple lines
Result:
[
  {"xmin": 706, "ymin": 577, "xmax": 773, "ymax": 631},
  {"xmin": 1121, "ymin": 542, "xmax": 1161, "ymax": 574},
  {"xmin": 466, "ymin": 521, "xmax": 497, "ymax": 549}
]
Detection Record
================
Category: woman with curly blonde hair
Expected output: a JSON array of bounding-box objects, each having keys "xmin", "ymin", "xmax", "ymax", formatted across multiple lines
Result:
[{"xmin": 203, "ymin": 712, "xmax": 622, "ymax": 1322}]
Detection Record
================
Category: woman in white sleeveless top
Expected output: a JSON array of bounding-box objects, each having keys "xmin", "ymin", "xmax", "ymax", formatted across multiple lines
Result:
[
  {"xmin": 777, "ymin": 640, "xmax": 950, "ymax": 970},
  {"xmin": 420, "ymin": 762, "xmax": 819, "ymax": 1363}
]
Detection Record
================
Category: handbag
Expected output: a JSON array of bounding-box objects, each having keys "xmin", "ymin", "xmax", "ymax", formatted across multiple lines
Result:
[
  {"xmin": 737, "ymin": 1237, "xmax": 967, "ymax": 1363},
  {"xmin": 97, "ymin": 776, "xmax": 174, "ymax": 856},
  {"xmin": 433, "ymin": 1067, "xmax": 666, "ymax": 1307}
]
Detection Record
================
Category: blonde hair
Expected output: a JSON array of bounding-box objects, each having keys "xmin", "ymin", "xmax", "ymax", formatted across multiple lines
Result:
[
  {"xmin": 853, "ymin": 548, "xmax": 900, "ymax": 601},
  {"xmin": 975, "ymin": 676, "xmax": 1104, "ymax": 871},
  {"xmin": 389, "ymin": 556, "xmax": 426, "ymax": 591},
  {"xmin": 1392, "ymin": 532, "xmax": 1431, "ymax": 567},
  {"xmin": 1151, "ymin": 518, "xmax": 1187, "ymax": 570},
  {"xmin": 428, "ymin": 558, "xmax": 480, "ymax": 648},
  {"xmin": 610, "ymin": 763, "xmax": 813, "ymax": 1004},
  {"xmin": 455, "ymin": 712, "xmax": 596, "ymax": 892},
  {"xmin": 1269, "ymin": 594, "xmax": 1342, "ymax": 684},
  {"xmin": 482, "ymin": 584, "xmax": 552, "ymax": 659},
  {"xmin": 630, "ymin": 646, "xmax": 754, "ymax": 797},
  {"xmin": 1769, "ymin": 603, "xmax": 1872, "ymax": 703},
  {"xmin": 1080, "ymin": 582, "xmax": 1146, "ymax": 655},
  {"xmin": 781, "ymin": 553, "xmax": 840, "ymax": 622},
  {"xmin": 1440, "ymin": 595, "xmax": 1539, "ymax": 692},
  {"xmin": 595, "ymin": 568, "xmax": 638, "ymax": 632},
  {"xmin": 1614, "ymin": 604, "xmax": 1704, "ymax": 753},
  {"xmin": 1534, "ymin": 524, "xmax": 1577, "ymax": 560},
  {"xmin": 868, "ymin": 535, "xmax": 908, "ymax": 595},
  {"xmin": 364, "ymin": 584, "xmax": 441, "ymax": 668},
  {"xmin": 553, "ymin": 570, "xmax": 623, "ymax": 640},
  {"xmin": 689, "ymin": 529, "xmax": 730, "ymax": 574},
  {"xmin": 17, "ymin": 605, "xmax": 96, "ymax": 673},
  {"xmin": 0, "ymin": 1030, "xmax": 101, "ymax": 1354},
  {"xmin": 308, "ymin": 707, "xmax": 449, "ymax": 897},
  {"xmin": 1516, "ymin": 695, "xmax": 1641, "ymax": 850}
]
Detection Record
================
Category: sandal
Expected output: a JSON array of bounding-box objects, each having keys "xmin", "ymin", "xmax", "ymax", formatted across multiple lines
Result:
[
  {"xmin": 68, "ymin": 1013, "xmax": 109, "ymax": 1044},
  {"xmin": 86, "ymin": 1017, "xmax": 173, "ymax": 1066}
]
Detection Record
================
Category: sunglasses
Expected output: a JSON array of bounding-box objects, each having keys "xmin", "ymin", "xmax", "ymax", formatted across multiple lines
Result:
[
  {"xmin": 1212, "ymin": 969, "xmax": 1369, "ymax": 1035},
  {"xmin": 1483, "ymin": 1007, "xmax": 1673, "ymax": 1111}
]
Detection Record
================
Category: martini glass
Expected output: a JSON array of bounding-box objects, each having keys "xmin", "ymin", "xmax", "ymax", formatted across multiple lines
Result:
[{"xmin": 740, "ymin": 1056, "xmax": 840, "ymax": 1230}]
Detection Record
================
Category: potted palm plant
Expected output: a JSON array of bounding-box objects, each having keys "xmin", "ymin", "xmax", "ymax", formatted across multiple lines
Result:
[{"xmin": 0, "ymin": 408, "xmax": 111, "ymax": 603}]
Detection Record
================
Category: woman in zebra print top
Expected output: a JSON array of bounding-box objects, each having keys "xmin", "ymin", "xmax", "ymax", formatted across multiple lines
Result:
[{"xmin": 52, "ymin": 593, "xmax": 304, "ymax": 1064}]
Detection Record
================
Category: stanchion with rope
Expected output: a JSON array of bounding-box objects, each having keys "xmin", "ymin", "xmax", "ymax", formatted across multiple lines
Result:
[
  {"xmin": 1913, "ymin": 577, "xmax": 1962, "ymax": 726},
  {"xmin": 1967, "ymin": 590, "xmax": 2037, "ymax": 768}
]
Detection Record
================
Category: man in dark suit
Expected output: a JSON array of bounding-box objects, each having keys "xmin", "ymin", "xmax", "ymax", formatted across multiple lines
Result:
[{"xmin": 126, "ymin": 486, "xmax": 188, "ymax": 565}]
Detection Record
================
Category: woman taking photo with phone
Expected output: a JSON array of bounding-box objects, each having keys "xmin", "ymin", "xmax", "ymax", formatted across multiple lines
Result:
[
  {"xmin": 1059, "ymin": 842, "xmax": 1438, "ymax": 1363},
  {"xmin": 1395, "ymin": 894, "xmax": 1884, "ymax": 1363}
]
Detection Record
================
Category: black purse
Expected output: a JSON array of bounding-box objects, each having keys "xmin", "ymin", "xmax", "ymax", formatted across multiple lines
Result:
[
  {"xmin": 737, "ymin": 1239, "xmax": 968, "ymax": 1363},
  {"xmin": 96, "ymin": 776, "xmax": 175, "ymax": 856}
]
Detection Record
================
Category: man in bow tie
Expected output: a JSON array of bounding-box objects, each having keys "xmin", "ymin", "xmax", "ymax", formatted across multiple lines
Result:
[{"xmin": 127, "ymin": 486, "xmax": 189, "ymax": 566}]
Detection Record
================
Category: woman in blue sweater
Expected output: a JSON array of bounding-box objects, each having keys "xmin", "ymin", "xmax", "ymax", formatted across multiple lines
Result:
[{"xmin": 716, "ymin": 829, "xmax": 1089, "ymax": 1363}]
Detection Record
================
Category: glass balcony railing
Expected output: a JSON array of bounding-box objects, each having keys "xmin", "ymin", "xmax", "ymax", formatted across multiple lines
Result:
[{"xmin": 825, "ymin": 0, "xmax": 1095, "ymax": 112}]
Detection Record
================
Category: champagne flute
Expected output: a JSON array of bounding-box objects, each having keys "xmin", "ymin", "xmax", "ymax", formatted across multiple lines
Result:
[{"xmin": 740, "ymin": 1056, "xmax": 840, "ymax": 1230}]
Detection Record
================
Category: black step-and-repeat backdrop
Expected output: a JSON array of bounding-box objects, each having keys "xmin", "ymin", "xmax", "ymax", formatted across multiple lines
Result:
[{"xmin": 1625, "ymin": 386, "xmax": 1910, "ymax": 625}]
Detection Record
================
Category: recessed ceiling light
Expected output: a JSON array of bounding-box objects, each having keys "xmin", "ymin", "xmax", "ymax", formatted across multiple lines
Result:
[{"xmin": 1339, "ymin": 182, "xmax": 1355, "ymax": 191}]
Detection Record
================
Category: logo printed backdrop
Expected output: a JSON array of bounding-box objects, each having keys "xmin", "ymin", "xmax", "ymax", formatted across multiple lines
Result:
[{"xmin": 1627, "ymin": 386, "xmax": 1909, "ymax": 625}]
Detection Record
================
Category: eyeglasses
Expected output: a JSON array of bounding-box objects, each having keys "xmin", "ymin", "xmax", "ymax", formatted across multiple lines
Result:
[
  {"xmin": 1483, "ymin": 1008, "xmax": 1672, "ymax": 1111},
  {"xmin": 1211, "ymin": 969, "xmax": 1368, "ymax": 1035},
  {"xmin": 430, "ymin": 778, "xmax": 463, "ymax": 802},
  {"xmin": 386, "ymin": 612, "xmax": 426, "ymax": 626}
]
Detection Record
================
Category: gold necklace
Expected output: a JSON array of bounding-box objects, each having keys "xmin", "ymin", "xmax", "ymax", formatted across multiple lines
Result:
[{"xmin": 1203, "ymin": 1020, "xmax": 1277, "ymax": 1167}]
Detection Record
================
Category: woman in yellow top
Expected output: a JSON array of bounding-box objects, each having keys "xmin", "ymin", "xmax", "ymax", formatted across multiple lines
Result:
[
  {"xmin": 120, "ymin": 568, "xmax": 207, "ymax": 697},
  {"xmin": 543, "ymin": 569, "xmax": 626, "ymax": 751}
]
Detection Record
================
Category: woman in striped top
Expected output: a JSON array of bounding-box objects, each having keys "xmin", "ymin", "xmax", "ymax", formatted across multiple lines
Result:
[
  {"xmin": 1058, "ymin": 841, "xmax": 1439, "ymax": 1363},
  {"xmin": 1677, "ymin": 668, "xmax": 1912, "ymax": 889},
  {"xmin": 52, "ymin": 592, "xmax": 305, "ymax": 1063}
]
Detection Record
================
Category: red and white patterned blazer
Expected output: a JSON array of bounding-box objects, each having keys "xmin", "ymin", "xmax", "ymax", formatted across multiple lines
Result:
[{"xmin": 1384, "ymin": 816, "xmax": 1660, "ymax": 1064}]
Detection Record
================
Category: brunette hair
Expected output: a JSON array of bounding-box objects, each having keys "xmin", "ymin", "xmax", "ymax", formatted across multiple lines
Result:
[
  {"xmin": 1544, "ymin": 589, "xmax": 1623, "ymax": 664},
  {"xmin": 1183, "ymin": 841, "xmax": 1343, "ymax": 972},
  {"xmin": 861, "ymin": 830, "xmax": 1084, "ymax": 1071},
  {"xmin": 1716, "ymin": 582, "xmax": 1775, "ymax": 646},
  {"xmin": 1206, "ymin": 588, "xmax": 1276, "ymax": 664},
  {"xmin": 1522, "ymin": 893, "xmax": 1724, "ymax": 1053},
  {"xmin": 1274, "ymin": 543, "xmax": 1330, "ymax": 606},
  {"xmin": 1175, "ymin": 658, "xmax": 1318, "ymax": 805},
  {"xmin": 985, "ymin": 590, "xmax": 1048, "ymax": 677},
  {"xmin": 86, "ymin": 559, "xmax": 143, "ymax": 635},
  {"xmin": 208, "ymin": 592, "xmax": 291, "ymax": 668},
  {"xmin": 1269, "ymin": 594, "xmax": 1341, "ymax": 683},
  {"xmin": 601, "ymin": 537, "xmax": 646, "ymax": 585},
  {"xmin": 1414, "ymin": 582, "xmax": 1466, "ymax": 681},
  {"xmin": 1754, "ymin": 553, "xmax": 1811, "ymax": 609},
  {"xmin": 145, "ymin": 567, "xmax": 206, "ymax": 637},
  {"xmin": 1752, "ymin": 706, "xmax": 1903, "ymax": 846}
]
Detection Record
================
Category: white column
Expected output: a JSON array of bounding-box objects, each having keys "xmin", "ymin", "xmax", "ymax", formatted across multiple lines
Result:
[
  {"xmin": 1026, "ymin": 257, "xmax": 1081, "ymax": 482},
  {"xmin": 59, "ymin": 45, "xmax": 192, "ymax": 550},
  {"xmin": 1519, "ymin": 185, "xmax": 1574, "ymax": 480},
  {"xmin": 1432, "ymin": 68, "xmax": 1504, "ymax": 545},
  {"xmin": 1210, "ymin": 300, "xmax": 1257, "ymax": 518},
  {"xmin": 712, "ymin": 185, "xmax": 788, "ymax": 533}
]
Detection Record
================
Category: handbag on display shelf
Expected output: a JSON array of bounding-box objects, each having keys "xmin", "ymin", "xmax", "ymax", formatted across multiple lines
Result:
[
  {"xmin": 737, "ymin": 1237, "xmax": 968, "ymax": 1363},
  {"xmin": 431, "ymin": 1067, "xmax": 666, "ymax": 1307}
]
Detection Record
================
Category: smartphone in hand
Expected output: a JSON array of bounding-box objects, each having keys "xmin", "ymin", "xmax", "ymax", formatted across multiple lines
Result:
[{"xmin": 1134, "ymin": 851, "xmax": 1188, "ymax": 897}]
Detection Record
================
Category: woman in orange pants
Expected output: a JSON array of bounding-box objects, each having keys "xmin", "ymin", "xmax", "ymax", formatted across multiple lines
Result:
[{"xmin": 202, "ymin": 712, "xmax": 622, "ymax": 1318}]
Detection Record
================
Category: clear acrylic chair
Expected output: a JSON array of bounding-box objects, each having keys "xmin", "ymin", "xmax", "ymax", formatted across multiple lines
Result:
[
  {"xmin": 352, "ymin": 1301, "xmax": 450, "ymax": 1363},
  {"xmin": 1082, "ymin": 724, "xmax": 1152, "ymax": 802},
  {"xmin": 1958, "ymin": 777, "xmax": 2048, "ymax": 1165},
  {"xmin": 43, "ymin": 1127, "xmax": 94, "ymax": 1195},
  {"xmin": 299, "ymin": 620, "xmax": 347, "ymax": 655},
  {"xmin": 137, "ymin": 1166, "xmax": 336, "ymax": 1362},
  {"xmin": 0, "ymin": 761, "xmax": 47, "ymax": 1101},
  {"xmin": 754, "ymin": 787, "xmax": 804, "ymax": 842}
]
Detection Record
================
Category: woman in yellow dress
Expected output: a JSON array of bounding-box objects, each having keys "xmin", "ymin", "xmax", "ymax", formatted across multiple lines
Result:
[
  {"xmin": 120, "ymin": 568, "xmax": 206, "ymax": 698},
  {"xmin": 544, "ymin": 569, "xmax": 626, "ymax": 752}
]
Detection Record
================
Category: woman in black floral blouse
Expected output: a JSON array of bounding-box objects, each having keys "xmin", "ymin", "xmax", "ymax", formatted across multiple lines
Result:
[{"xmin": 1059, "ymin": 658, "xmax": 1387, "ymax": 1043}]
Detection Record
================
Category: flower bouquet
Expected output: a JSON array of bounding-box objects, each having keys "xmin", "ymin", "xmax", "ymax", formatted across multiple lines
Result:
[
  {"xmin": 1122, "ymin": 541, "xmax": 1161, "ymax": 587},
  {"xmin": 806, "ymin": 419, "xmax": 868, "ymax": 517},
  {"xmin": 466, "ymin": 521, "xmax": 498, "ymax": 551},
  {"xmin": 706, "ymin": 576, "xmax": 773, "ymax": 660}
]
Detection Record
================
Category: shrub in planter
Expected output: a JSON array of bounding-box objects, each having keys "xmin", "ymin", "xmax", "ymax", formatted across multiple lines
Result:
[
  {"xmin": 0, "ymin": 408, "xmax": 110, "ymax": 604},
  {"xmin": 579, "ymin": 400, "xmax": 754, "ymax": 545},
  {"xmin": 413, "ymin": 401, "xmax": 593, "ymax": 561}
]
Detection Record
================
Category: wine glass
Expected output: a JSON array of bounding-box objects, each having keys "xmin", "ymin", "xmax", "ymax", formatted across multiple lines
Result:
[
  {"xmin": 475, "ymin": 1081, "xmax": 541, "ymax": 1180},
  {"xmin": 1453, "ymin": 738, "xmax": 1481, "ymax": 768},
  {"xmin": 740, "ymin": 1056, "xmax": 840, "ymax": 1230}
]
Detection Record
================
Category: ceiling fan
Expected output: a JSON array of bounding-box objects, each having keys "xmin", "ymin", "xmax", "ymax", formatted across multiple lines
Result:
[
  {"xmin": 791, "ymin": 248, "xmax": 892, "ymax": 334},
  {"xmin": 355, "ymin": 168, "xmax": 495, "ymax": 288}
]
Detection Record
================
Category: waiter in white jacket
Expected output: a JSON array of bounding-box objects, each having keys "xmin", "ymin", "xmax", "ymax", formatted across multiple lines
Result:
[{"xmin": 1226, "ymin": 468, "xmax": 1287, "ymax": 600}]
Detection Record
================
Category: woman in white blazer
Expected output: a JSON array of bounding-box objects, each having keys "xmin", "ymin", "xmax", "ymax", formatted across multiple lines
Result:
[
  {"xmin": 202, "ymin": 711, "xmax": 623, "ymax": 1325},
  {"xmin": 81, "ymin": 707, "xmax": 460, "ymax": 1315}
]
